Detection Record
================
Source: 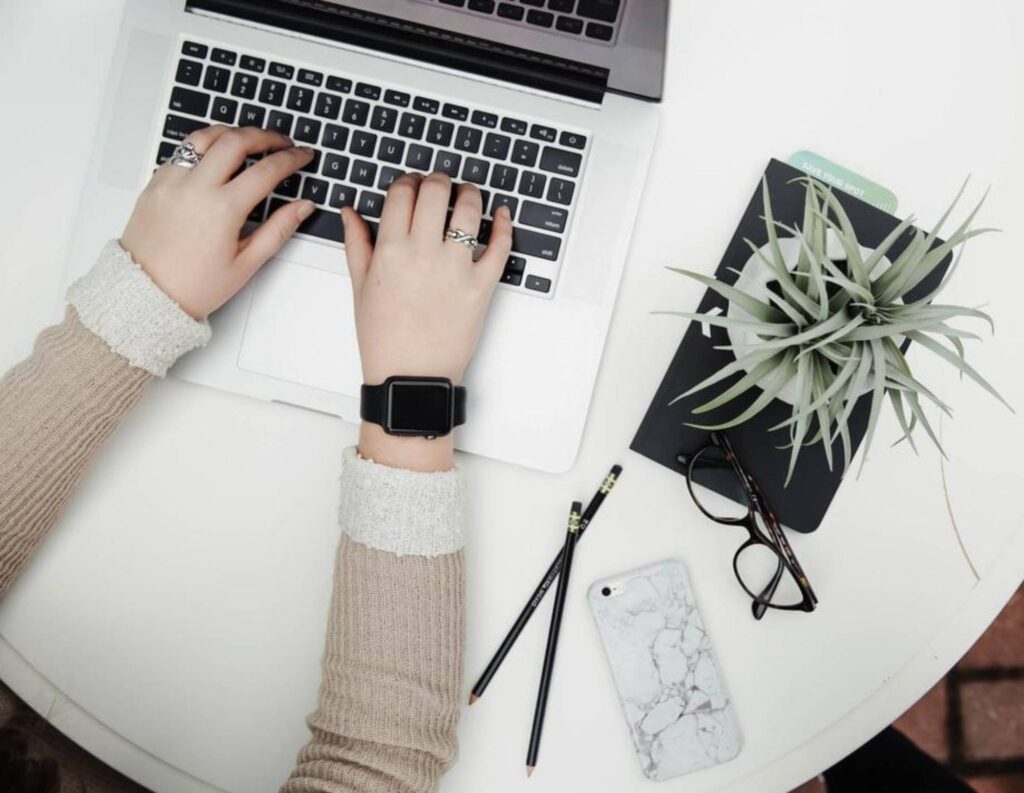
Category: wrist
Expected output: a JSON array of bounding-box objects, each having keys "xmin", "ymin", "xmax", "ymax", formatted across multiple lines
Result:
[{"xmin": 358, "ymin": 422, "xmax": 455, "ymax": 473}]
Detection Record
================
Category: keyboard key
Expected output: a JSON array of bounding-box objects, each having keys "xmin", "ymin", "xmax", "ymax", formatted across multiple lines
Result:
[
  {"xmin": 302, "ymin": 177, "xmax": 330, "ymax": 205},
  {"xmin": 440, "ymin": 0, "xmax": 466, "ymax": 5},
  {"xmin": 540, "ymin": 146, "xmax": 581, "ymax": 177},
  {"xmin": 468, "ymin": 0, "xmax": 496, "ymax": 11},
  {"xmin": 248, "ymin": 198, "xmax": 267, "ymax": 224},
  {"xmin": 300, "ymin": 150, "xmax": 322, "ymax": 174},
  {"xmin": 471, "ymin": 110, "xmax": 498, "ymax": 128},
  {"xmin": 413, "ymin": 97, "xmax": 439, "ymax": 114},
  {"xmin": 480, "ymin": 189, "xmax": 492, "ymax": 211},
  {"xmin": 501, "ymin": 271, "xmax": 523, "ymax": 286},
  {"xmin": 585, "ymin": 22, "xmax": 614, "ymax": 40},
  {"xmin": 513, "ymin": 227, "xmax": 561, "ymax": 260},
  {"xmin": 287, "ymin": 85, "xmax": 314, "ymax": 113},
  {"xmin": 577, "ymin": 0, "xmax": 619, "ymax": 21},
  {"xmin": 267, "ymin": 110, "xmax": 293, "ymax": 135},
  {"xmin": 492, "ymin": 193, "xmax": 519, "ymax": 220},
  {"xmin": 505, "ymin": 254, "xmax": 527, "ymax": 273},
  {"xmin": 455, "ymin": 126, "xmax": 482, "ymax": 153},
  {"xmin": 521, "ymin": 0, "xmax": 545, "ymax": 5},
  {"xmin": 156, "ymin": 140, "xmax": 177, "ymax": 165},
  {"xmin": 526, "ymin": 9, "xmax": 554, "ymax": 26},
  {"xmin": 530, "ymin": 124, "xmax": 557, "ymax": 142},
  {"xmin": 294, "ymin": 117, "xmax": 322, "ymax": 143},
  {"xmin": 322, "ymin": 123, "xmax": 349, "ymax": 150},
  {"xmin": 211, "ymin": 47, "xmax": 237, "ymax": 66},
  {"xmin": 259, "ymin": 79, "xmax": 286, "ymax": 106},
  {"xmin": 176, "ymin": 59, "xmax": 203, "ymax": 86},
  {"xmin": 274, "ymin": 199, "xmax": 344, "ymax": 243},
  {"xmin": 521, "ymin": 200, "xmax": 568, "ymax": 232},
  {"xmin": 378, "ymin": 137, "xmax": 405, "ymax": 164},
  {"xmin": 203, "ymin": 65, "xmax": 230, "ymax": 93},
  {"xmin": 497, "ymin": 2, "xmax": 525, "ymax": 19},
  {"xmin": 210, "ymin": 97, "xmax": 238, "ymax": 123},
  {"xmin": 322, "ymin": 153, "xmax": 350, "ymax": 179},
  {"xmin": 275, "ymin": 174, "xmax": 302, "ymax": 198},
  {"xmin": 370, "ymin": 106, "xmax": 398, "ymax": 133},
  {"xmin": 343, "ymin": 99, "xmax": 370, "ymax": 126},
  {"xmin": 434, "ymin": 151, "xmax": 462, "ymax": 177},
  {"xmin": 270, "ymin": 62, "xmax": 294, "ymax": 79},
  {"xmin": 358, "ymin": 191, "xmax": 385, "ymax": 217},
  {"xmin": 462, "ymin": 157, "xmax": 490, "ymax": 184},
  {"xmin": 490, "ymin": 164, "xmax": 518, "ymax": 190},
  {"xmin": 405, "ymin": 143, "xmax": 432, "ymax": 169},
  {"xmin": 546, "ymin": 176, "xmax": 575, "ymax": 205},
  {"xmin": 314, "ymin": 92, "xmax": 342, "ymax": 120},
  {"xmin": 378, "ymin": 167, "xmax": 403, "ymax": 190},
  {"xmin": 351, "ymin": 160, "xmax": 378, "ymax": 186},
  {"xmin": 182, "ymin": 41, "xmax": 208, "ymax": 59},
  {"xmin": 443, "ymin": 103, "xmax": 469, "ymax": 121},
  {"xmin": 350, "ymin": 130, "xmax": 378, "ymax": 157},
  {"xmin": 483, "ymin": 132, "xmax": 511, "ymax": 159},
  {"xmin": 548, "ymin": 0, "xmax": 575, "ymax": 11},
  {"xmin": 518, "ymin": 170, "xmax": 547, "ymax": 198},
  {"xmin": 559, "ymin": 130, "xmax": 587, "ymax": 149},
  {"xmin": 511, "ymin": 139, "xmax": 539, "ymax": 167},
  {"xmin": 427, "ymin": 119, "xmax": 454, "ymax": 147},
  {"xmin": 525, "ymin": 274, "xmax": 552, "ymax": 293},
  {"xmin": 163, "ymin": 114, "xmax": 206, "ymax": 142},
  {"xmin": 326, "ymin": 76, "xmax": 352, "ymax": 93},
  {"xmin": 231, "ymin": 72, "xmax": 258, "ymax": 100},
  {"xmin": 170, "ymin": 87, "xmax": 210, "ymax": 118},
  {"xmin": 501, "ymin": 117, "xmax": 528, "ymax": 135},
  {"xmin": 241, "ymin": 55, "xmax": 266, "ymax": 72},
  {"xmin": 399, "ymin": 112, "xmax": 427, "ymax": 139},
  {"xmin": 298, "ymin": 69, "xmax": 324, "ymax": 87},
  {"xmin": 330, "ymin": 183, "xmax": 357, "ymax": 209},
  {"xmin": 384, "ymin": 89, "xmax": 410, "ymax": 107},
  {"xmin": 239, "ymin": 104, "xmax": 266, "ymax": 127},
  {"xmin": 555, "ymin": 15, "xmax": 584, "ymax": 33},
  {"xmin": 355, "ymin": 82, "xmax": 381, "ymax": 100}
]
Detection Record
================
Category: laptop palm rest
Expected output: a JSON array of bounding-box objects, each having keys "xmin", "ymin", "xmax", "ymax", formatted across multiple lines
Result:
[{"xmin": 237, "ymin": 259, "xmax": 363, "ymax": 398}]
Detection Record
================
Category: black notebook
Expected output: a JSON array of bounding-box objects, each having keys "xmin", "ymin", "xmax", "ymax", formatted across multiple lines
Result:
[{"xmin": 630, "ymin": 159, "xmax": 950, "ymax": 533}]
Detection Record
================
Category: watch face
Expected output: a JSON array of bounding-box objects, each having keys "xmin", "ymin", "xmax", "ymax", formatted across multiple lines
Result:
[{"xmin": 388, "ymin": 380, "xmax": 453, "ymax": 435}]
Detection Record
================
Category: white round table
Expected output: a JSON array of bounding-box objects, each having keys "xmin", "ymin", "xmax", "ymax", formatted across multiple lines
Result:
[{"xmin": 1, "ymin": 1, "xmax": 1022, "ymax": 791}]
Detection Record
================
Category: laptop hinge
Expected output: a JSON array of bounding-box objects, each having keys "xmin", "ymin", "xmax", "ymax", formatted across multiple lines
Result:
[{"xmin": 185, "ymin": 0, "xmax": 609, "ymax": 103}]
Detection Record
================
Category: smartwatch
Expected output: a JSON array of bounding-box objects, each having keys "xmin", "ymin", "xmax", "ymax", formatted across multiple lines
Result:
[{"xmin": 360, "ymin": 376, "xmax": 467, "ymax": 438}]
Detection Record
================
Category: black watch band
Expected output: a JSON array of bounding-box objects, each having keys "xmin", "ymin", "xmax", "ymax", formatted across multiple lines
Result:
[{"xmin": 360, "ymin": 376, "xmax": 467, "ymax": 438}]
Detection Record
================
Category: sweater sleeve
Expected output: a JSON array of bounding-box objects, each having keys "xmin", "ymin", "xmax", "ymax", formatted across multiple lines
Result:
[
  {"xmin": 0, "ymin": 241, "xmax": 210, "ymax": 598},
  {"xmin": 282, "ymin": 448, "xmax": 466, "ymax": 793}
]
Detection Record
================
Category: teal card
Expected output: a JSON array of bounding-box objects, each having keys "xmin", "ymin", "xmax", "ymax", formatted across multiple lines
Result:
[{"xmin": 787, "ymin": 150, "xmax": 899, "ymax": 214}]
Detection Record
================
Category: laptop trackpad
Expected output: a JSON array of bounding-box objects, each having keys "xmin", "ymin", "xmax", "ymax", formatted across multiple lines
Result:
[{"xmin": 237, "ymin": 260, "xmax": 363, "ymax": 398}]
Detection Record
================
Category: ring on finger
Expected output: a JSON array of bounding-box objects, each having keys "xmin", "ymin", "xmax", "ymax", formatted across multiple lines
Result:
[
  {"xmin": 168, "ymin": 140, "xmax": 204, "ymax": 170},
  {"xmin": 444, "ymin": 227, "xmax": 478, "ymax": 248}
]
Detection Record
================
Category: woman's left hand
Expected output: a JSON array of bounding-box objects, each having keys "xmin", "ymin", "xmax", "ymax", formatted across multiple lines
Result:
[{"xmin": 120, "ymin": 125, "xmax": 316, "ymax": 320}]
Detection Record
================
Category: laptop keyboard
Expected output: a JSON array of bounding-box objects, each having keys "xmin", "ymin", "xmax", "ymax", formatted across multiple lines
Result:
[
  {"xmin": 414, "ymin": 0, "xmax": 624, "ymax": 45},
  {"xmin": 155, "ymin": 38, "xmax": 593, "ymax": 298}
]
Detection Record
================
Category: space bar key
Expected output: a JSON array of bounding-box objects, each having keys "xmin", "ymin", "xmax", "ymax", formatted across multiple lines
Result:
[
  {"xmin": 511, "ymin": 227, "xmax": 561, "ymax": 261},
  {"xmin": 294, "ymin": 205, "xmax": 344, "ymax": 243}
]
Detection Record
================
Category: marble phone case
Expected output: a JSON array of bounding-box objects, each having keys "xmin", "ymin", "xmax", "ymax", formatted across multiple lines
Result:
[{"xmin": 588, "ymin": 559, "xmax": 742, "ymax": 782}]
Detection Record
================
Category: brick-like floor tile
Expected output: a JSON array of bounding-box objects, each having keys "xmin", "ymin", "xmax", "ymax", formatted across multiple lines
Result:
[
  {"xmin": 966, "ymin": 775, "xmax": 1024, "ymax": 793},
  {"xmin": 895, "ymin": 680, "xmax": 950, "ymax": 762},
  {"xmin": 961, "ymin": 679, "xmax": 1024, "ymax": 760},
  {"xmin": 961, "ymin": 587, "xmax": 1024, "ymax": 669}
]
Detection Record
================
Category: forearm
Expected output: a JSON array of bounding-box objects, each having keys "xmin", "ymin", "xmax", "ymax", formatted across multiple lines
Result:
[{"xmin": 283, "ymin": 448, "xmax": 466, "ymax": 793}]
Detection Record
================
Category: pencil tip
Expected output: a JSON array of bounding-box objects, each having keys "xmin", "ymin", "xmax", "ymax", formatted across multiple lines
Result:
[
  {"xmin": 468, "ymin": 694, "xmax": 479, "ymax": 705},
  {"xmin": 526, "ymin": 766, "xmax": 535, "ymax": 777}
]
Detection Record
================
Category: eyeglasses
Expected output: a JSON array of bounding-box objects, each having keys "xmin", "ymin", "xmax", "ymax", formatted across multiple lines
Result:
[{"xmin": 676, "ymin": 432, "xmax": 818, "ymax": 620}]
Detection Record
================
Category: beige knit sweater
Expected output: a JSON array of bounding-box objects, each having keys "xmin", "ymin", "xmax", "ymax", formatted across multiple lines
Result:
[{"xmin": 0, "ymin": 242, "xmax": 465, "ymax": 793}]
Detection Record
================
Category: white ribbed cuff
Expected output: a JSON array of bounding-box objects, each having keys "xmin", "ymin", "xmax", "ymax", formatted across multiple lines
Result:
[
  {"xmin": 338, "ymin": 447, "xmax": 465, "ymax": 557},
  {"xmin": 66, "ymin": 240, "xmax": 212, "ymax": 377}
]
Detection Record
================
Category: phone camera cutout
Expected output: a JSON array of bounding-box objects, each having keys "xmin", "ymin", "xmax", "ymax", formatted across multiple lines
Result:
[
  {"xmin": 600, "ymin": 582, "xmax": 626, "ymax": 598},
  {"xmin": 601, "ymin": 586, "xmax": 612, "ymax": 597}
]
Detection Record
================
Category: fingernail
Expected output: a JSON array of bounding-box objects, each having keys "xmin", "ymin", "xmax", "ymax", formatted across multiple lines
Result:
[
  {"xmin": 297, "ymin": 200, "xmax": 315, "ymax": 220},
  {"xmin": 297, "ymin": 145, "xmax": 315, "ymax": 156},
  {"xmin": 497, "ymin": 205, "xmax": 511, "ymax": 219}
]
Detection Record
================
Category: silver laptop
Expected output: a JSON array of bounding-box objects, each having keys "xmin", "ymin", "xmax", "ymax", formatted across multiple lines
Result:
[{"xmin": 67, "ymin": 0, "xmax": 667, "ymax": 473}]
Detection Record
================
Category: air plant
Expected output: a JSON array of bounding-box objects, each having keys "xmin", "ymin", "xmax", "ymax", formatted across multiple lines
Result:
[{"xmin": 663, "ymin": 178, "xmax": 1011, "ymax": 484}]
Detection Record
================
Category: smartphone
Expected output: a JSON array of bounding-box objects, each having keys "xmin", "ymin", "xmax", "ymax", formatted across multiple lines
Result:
[{"xmin": 587, "ymin": 559, "xmax": 743, "ymax": 782}]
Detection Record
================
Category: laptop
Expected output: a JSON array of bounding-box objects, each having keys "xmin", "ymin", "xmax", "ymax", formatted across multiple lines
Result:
[{"xmin": 66, "ymin": 0, "xmax": 667, "ymax": 473}]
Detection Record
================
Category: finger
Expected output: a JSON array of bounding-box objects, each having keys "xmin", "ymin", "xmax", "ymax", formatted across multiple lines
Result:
[
  {"xmin": 235, "ymin": 199, "xmax": 316, "ymax": 276},
  {"xmin": 228, "ymin": 145, "xmax": 315, "ymax": 210},
  {"xmin": 475, "ymin": 204, "xmax": 514, "ymax": 286},
  {"xmin": 409, "ymin": 172, "xmax": 452, "ymax": 246},
  {"xmin": 193, "ymin": 126, "xmax": 294, "ymax": 185},
  {"xmin": 153, "ymin": 124, "xmax": 232, "ymax": 182},
  {"xmin": 444, "ymin": 183, "xmax": 483, "ymax": 259},
  {"xmin": 377, "ymin": 172, "xmax": 422, "ymax": 245},
  {"xmin": 341, "ymin": 206, "xmax": 374, "ymax": 291}
]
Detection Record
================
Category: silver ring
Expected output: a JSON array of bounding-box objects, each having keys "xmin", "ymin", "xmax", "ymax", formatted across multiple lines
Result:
[
  {"xmin": 168, "ymin": 141, "xmax": 203, "ymax": 170},
  {"xmin": 444, "ymin": 227, "xmax": 478, "ymax": 248}
]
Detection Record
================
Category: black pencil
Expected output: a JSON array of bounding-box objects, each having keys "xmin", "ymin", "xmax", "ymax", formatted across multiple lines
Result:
[
  {"xmin": 469, "ymin": 465, "xmax": 622, "ymax": 705},
  {"xmin": 526, "ymin": 501, "xmax": 582, "ymax": 777}
]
